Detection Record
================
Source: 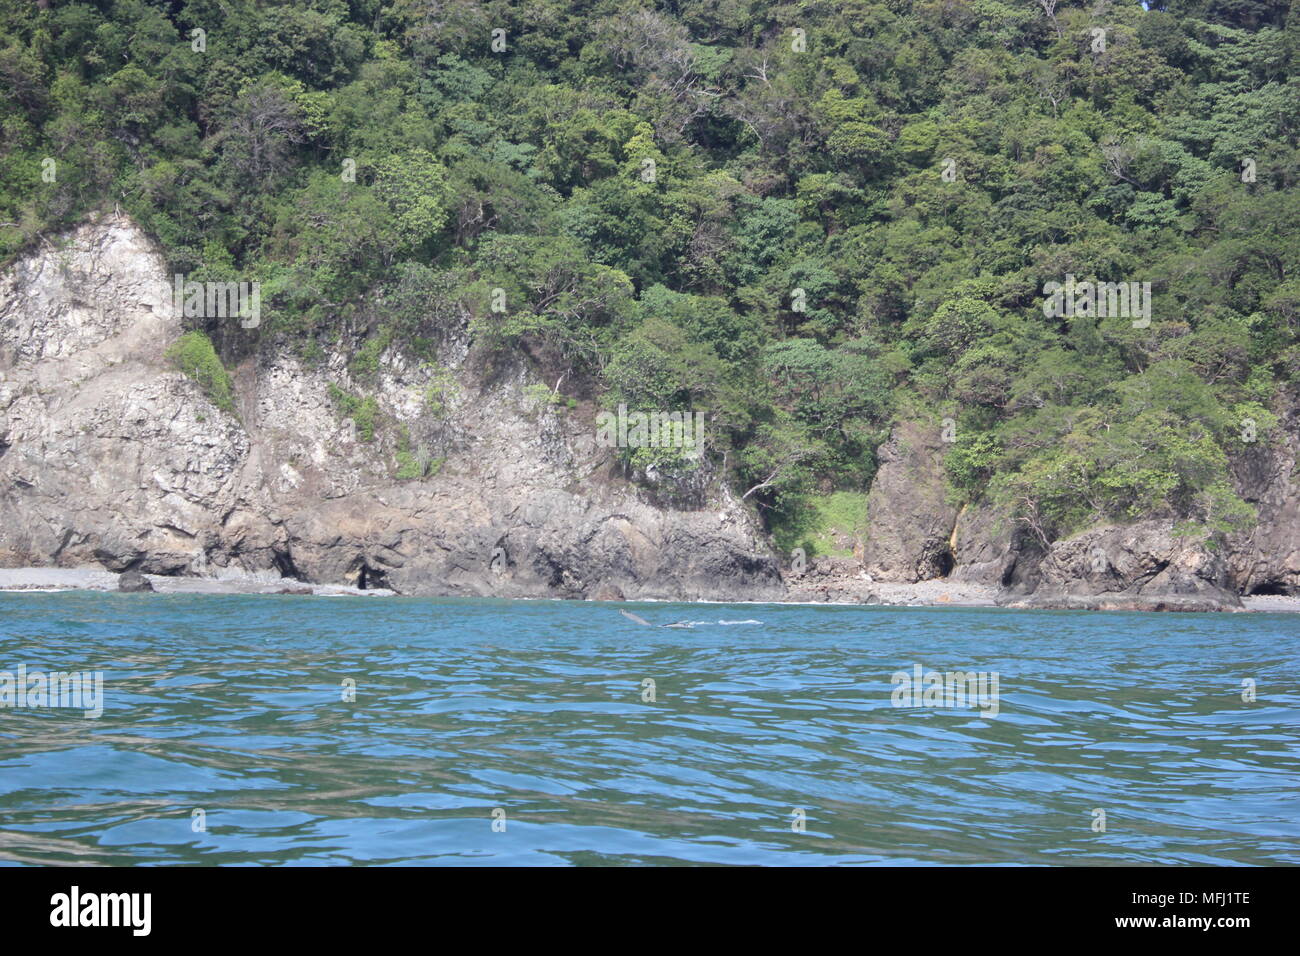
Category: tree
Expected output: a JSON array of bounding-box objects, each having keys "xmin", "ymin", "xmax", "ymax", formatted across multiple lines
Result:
[{"xmin": 212, "ymin": 83, "xmax": 305, "ymax": 191}]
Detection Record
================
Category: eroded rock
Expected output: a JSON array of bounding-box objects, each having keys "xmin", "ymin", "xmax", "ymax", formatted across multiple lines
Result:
[
  {"xmin": 0, "ymin": 214, "xmax": 785, "ymax": 602},
  {"xmin": 862, "ymin": 419, "xmax": 960, "ymax": 582},
  {"xmin": 1001, "ymin": 520, "xmax": 1243, "ymax": 612}
]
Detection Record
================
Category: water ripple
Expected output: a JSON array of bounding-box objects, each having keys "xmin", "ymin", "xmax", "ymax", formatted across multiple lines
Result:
[{"xmin": 0, "ymin": 594, "xmax": 1297, "ymax": 865}]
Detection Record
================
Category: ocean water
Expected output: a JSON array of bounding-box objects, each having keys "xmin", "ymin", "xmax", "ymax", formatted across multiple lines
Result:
[{"xmin": 0, "ymin": 593, "xmax": 1296, "ymax": 866}]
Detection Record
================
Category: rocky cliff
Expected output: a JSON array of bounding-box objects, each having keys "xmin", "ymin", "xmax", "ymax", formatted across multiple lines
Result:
[
  {"xmin": 3, "ymin": 215, "xmax": 1295, "ymax": 610},
  {"xmin": 851, "ymin": 406, "xmax": 1300, "ymax": 610},
  {"xmin": 0, "ymin": 214, "xmax": 785, "ymax": 601}
]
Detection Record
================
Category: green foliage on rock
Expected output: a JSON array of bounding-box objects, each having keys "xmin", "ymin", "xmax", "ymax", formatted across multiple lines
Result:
[
  {"xmin": 165, "ymin": 331, "xmax": 235, "ymax": 416},
  {"xmin": 327, "ymin": 384, "xmax": 378, "ymax": 443}
]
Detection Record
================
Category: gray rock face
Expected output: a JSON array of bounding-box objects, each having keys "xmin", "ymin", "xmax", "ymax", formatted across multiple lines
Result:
[
  {"xmin": 0, "ymin": 214, "xmax": 785, "ymax": 601},
  {"xmin": 1000, "ymin": 520, "xmax": 1243, "ymax": 612},
  {"xmin": 1226, "ymin": 396, "xmax": 1300, "ymax": 595},
  {"xmin": 949, "ymin": 503, "xmax": 1022, "ymax": 587},
  {"xmin": 862, "ymin": 419, "xmax": 960, "ymax": 582}
]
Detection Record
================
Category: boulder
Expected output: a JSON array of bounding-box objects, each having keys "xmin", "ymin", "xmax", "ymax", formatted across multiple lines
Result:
[{"xmin": 117, "ymin": 570, "xmax": 154, "ymax": 593}]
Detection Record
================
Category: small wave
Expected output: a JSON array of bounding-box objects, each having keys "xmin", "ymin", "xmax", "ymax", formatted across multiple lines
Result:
[{"xmin": 661, "ymin": 619, "xmax": 763, "ymax": 627}]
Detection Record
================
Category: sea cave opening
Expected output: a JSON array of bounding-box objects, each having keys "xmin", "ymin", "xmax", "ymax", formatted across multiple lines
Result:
[
  {"xmin": 1248, "ymin": 581, "xmax": 1292, "ymax": 596},
  {"xmin": 935, "ymin": 549, "xmax": 955, "ymax": 578}
]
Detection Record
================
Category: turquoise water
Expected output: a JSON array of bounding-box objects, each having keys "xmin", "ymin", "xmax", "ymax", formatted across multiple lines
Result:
[{"xmin": 0, "ymin": 593, "xmax": 1297, "ymax": 866}]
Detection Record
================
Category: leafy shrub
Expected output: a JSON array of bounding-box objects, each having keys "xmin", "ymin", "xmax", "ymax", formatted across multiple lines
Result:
[
  {"xmin": 327, "ymin": 384, "xmax": 378, "ymax": 442},
  {"xmin": 165, "ymin": 331, "xmax": 236, "ymax": 416}
]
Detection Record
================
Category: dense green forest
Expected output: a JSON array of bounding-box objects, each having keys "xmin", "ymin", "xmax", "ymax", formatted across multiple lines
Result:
[{"xmin": 1, "ymin": 0, "xmax": 1297, "ymax": 551}]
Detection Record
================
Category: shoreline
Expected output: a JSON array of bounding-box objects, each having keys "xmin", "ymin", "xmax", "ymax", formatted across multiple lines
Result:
[
  {"xmin": 0, "ymin": 567, "xmax": 391, "ymax": 598},
  {"xmin": 0, "ymin": 566, "xmax": 1297, "ymax": 613}
]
